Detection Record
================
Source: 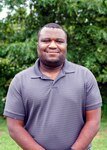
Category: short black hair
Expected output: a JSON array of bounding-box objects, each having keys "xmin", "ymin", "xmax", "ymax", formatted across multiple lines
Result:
[
  {"xmin": 38, "ymin": 23, "xmax": 67, "ymax": 39},
  {"xmin": 43, "ymin": 23, "xmax": 63, "ymax": 29}
]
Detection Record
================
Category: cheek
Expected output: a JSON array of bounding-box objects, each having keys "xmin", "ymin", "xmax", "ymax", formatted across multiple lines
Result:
[
  {"xmin": 38, "ymin": 44, "xmax": 48, "ymax": 52},
  {"xmin": 38, "ymin": 45, "xmax": 44, "ymax": 51},
  {"xmin": 59, "ymin": 46, "xmax": 67, "ymax": 54},
  {"xmin": 37, "ymin": 44, "xmax": 45, "ymax": 54},
  {"xmin": 37, "ymin": 46, "xmax": 47, "ymax": 57}
]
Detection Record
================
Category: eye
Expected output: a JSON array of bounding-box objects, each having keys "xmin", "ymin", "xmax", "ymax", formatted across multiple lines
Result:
[
  {"xmin": 56, "ymin": 39, "xmax": 65, "ymax": 43},
  {"xmin": 41, "ymin": 39, "xmax": 50, "ymax": 43}
]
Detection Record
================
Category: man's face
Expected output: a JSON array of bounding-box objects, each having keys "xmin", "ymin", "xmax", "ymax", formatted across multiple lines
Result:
[{"xmin": 37, "ymin": 27, "xmax": 67, "ymax": 67}]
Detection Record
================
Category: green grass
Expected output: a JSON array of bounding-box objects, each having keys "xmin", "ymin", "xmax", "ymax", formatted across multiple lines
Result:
[
  {"xmin": 0, "ymin": 117, "xmax": 107, "ymax": 150},
  {"xmin": 0, "ymin": 117, "xmax": 21, "ymax": 150},
  {"xmin": 92, "ymin": 118, "xmax": 107, "ymax": 150}
]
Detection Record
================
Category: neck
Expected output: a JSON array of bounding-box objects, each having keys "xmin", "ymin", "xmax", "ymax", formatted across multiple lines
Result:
[
  {"xmin": 39, "ymin": 61, "xmax": 64, "ymax": 80},
  {"xmin": 40, "ymin": 61, "xmax": 63, "ymax": 72}
]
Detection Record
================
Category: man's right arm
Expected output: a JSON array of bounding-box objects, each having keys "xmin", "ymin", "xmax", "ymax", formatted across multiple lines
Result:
[{"xmin": 7, "ymin": 117, "xmax": 45, "ymax": 150}]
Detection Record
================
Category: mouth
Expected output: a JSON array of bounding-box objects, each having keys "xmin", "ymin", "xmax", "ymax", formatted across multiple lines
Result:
[
  {"xmin": 46, "ymin": 49, "xmax": 59, "ymax": 53},
  {"xmin": 47, "ymin": 51, "xmax": 59, "ymax": 54}
]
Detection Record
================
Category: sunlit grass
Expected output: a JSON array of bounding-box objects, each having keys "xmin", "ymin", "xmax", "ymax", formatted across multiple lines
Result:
[
  {"xmin": 92, "ymin": 118, "xmax": 107, "ymax": 150},
  {"xmin": 0, "ymin": 117, "xmax": 21, "ymax": 150}
]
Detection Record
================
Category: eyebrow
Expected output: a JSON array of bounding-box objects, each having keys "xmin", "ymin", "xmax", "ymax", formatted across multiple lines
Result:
[{"xmin": 40, "ymin": 37, "xmax": 66, "ymax": 41}]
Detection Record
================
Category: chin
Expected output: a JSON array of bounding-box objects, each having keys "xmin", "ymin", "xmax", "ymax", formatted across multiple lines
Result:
[{"xmin": 42, "ymin": 57, "xmax": 65, "ymax": 68}]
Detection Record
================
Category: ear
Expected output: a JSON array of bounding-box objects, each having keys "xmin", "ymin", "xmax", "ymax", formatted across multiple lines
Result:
[
  {"xmin": 37, "ymin": 42, "xmax": 38, "ymax": 47},
  {"xmin": 37, "ymin": 42, "xmax": 39, "ymax": 54}
]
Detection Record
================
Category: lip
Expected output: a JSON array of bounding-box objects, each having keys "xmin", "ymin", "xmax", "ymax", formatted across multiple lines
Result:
[
  {"xmin": 47, "ymin": 51, "xmax": 59, "ymax": 53},
  {"xmin": 46, "ymin": 49, "xmax": 60, "ymax": 53}
]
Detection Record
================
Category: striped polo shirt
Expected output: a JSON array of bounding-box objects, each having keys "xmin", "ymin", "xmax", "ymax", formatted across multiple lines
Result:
[{"xmin": 4, "ymin": 59, "xmax": 102, "ymax": 150}]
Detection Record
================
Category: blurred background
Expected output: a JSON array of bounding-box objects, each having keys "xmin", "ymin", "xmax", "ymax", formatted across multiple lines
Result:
[{"xmin": 0, "ymin": 0, "xmax": 107, "ymax": 149}]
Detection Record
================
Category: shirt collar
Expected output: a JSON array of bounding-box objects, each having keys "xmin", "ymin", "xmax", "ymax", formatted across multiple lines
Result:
[
  {"xmin": 62, "ymin": 59, "xmax": 75, "ymax": 73},
  {"xmin": 31, "ymin": 58, "xmax": 75, "ymax": 79},
  {"xmin": 30, "ymin": 59, "xmax": 42, "ymax": 79}
]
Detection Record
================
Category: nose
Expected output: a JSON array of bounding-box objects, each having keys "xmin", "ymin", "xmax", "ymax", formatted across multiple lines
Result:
[{"xmin": 48, "ymin": 40, "xmax": 57, "ymax": 49}]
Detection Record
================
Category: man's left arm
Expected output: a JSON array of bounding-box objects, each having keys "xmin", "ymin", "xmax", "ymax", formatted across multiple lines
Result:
[{"xmin": 71, "ymin": 107, "xmax": 101, "ymax": 150}]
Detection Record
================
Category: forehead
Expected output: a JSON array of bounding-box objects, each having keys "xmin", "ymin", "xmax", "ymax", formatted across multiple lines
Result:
[{"xmin": 39, "ymin": 27, "xmax": 67, "ymax": 39}]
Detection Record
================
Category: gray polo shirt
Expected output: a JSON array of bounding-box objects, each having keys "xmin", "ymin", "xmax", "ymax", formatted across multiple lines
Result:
[{"xmin": 4, "ymin": 59, "xmax": 102, "ymax": 150}]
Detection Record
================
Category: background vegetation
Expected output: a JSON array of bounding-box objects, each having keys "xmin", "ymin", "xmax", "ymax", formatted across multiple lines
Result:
[{"xmin": 0, "ymin": 0, "xmax": 107, "ymax": 115}]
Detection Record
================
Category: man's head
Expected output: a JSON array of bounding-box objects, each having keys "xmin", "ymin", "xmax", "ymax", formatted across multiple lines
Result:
[
  {"xmin": 38, "ymin": 23, "xmax": 67, "ymax": 40},
  {"xmin": 37, "ymin": 23, "xmax": 67, "ymax": 68}
]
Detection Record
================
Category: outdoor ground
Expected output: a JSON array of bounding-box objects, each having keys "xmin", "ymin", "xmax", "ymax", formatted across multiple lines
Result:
[{"xmin": 0, "ymin": 117, "xmax": 107, "ymax": 150}]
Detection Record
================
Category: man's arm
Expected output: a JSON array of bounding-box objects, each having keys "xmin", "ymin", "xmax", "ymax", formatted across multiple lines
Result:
[
  {"xmin": 71, "ymin": 108, "xmax": 101, "ymax": 150},
  {"xmin": 7, "ymin": 117, "xmax": 45, "ymax": 150}
]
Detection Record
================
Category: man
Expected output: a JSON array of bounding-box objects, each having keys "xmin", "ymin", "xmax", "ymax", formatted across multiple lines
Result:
[{"xmin": 4, "ymin": 23, "xmax": 102, "ymax": 150}]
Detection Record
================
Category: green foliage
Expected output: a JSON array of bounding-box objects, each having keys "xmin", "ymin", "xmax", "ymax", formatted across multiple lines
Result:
[
  {"xmin": 4, "ymin": 0, "xmax": 26, "ymax": 9},
  {"xmin": 0, "ymin": 33, "xmax": 37, "ymax": 114},
  {"xmin": 0, "ymin": 0, "xmax": 107, "ymax": 114}
]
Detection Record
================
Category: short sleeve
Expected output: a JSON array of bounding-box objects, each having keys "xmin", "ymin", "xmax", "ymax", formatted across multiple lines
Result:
[
  {"xmin": 3, "ymin": 75, "xmax": 25, "ymax": 120},
  {"xmin": 85, "ymin": 70, "xmax": 102, "ymax": 111}
]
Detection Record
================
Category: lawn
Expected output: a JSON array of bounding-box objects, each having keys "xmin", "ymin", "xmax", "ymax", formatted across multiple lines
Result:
[
  {"xmin": 0, "ymin": 116, "xmax": 107, "ymax": 150},
  {"xmin": 92, "ymin": 117, "xmax": 107, "ymax": 150},
  {"xmin": 0, "ymin": 117, "xmax": 21, "ymax": 150}
]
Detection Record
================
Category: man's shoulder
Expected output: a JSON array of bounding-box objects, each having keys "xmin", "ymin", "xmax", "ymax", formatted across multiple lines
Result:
[
  {"xmin": 66, "ymin": 60, "xmax": 96, "ymax": 81},
  {"xmin": 15, "ymin": 65, "xmax": 35, "ymax": 79},
  {"xmin": 67, "ymin": 60, "xmax": 91, "ymax": 73}
]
